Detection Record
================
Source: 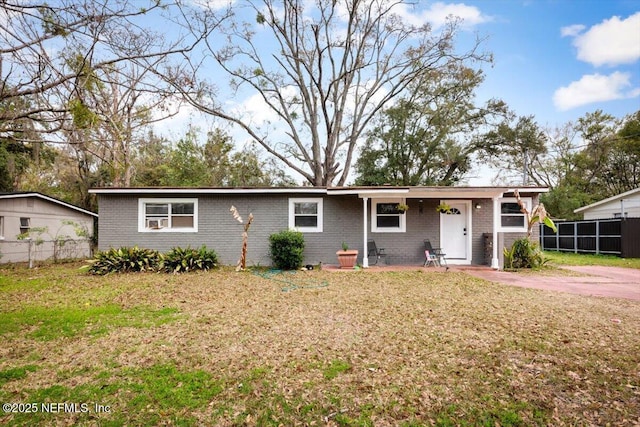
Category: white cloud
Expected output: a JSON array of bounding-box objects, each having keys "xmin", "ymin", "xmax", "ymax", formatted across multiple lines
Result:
[
  {"xmin": 152, "ymin": 102, "xmax": 203, "ymax": 138},
  {"xmin": 426, "ymin": 2, "xmax": 491, "ymax": 28},
  {"xmin": 553, "ymin": 71, "xmax": 639, "ymax": 111},
  {"xmin": 329, "ymin": 1, "xmax": 489, "ymax": 31},
  {"xmin": 389, "ymin": 1, "xmax": 491, "ymax": 29},
  {"xmin": 570, "ymin": 12, "xmax": 640, "ymax": 67},
  {"xmin": 186, "ymin": 0, "xmax": 236, "ymax": 11},
  {"xmin": 560, "ymin": 24, "xmax": 585, "ymax": 37},
  {"xmin": 232, "ymin": 92, "xmax": 280, "ymax": 125}
]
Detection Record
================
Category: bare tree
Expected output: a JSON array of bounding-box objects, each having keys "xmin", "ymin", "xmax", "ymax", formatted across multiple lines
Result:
[
  {"xmin": 169, "ymin": 0, "xmax": 491, "ymax": 186},
  {"xmin": 0, "ymin": 0, "xmax": 204, "ymax": 143},
  {"xmin": 65, "ymin": 61, "xmax": 185, "ymax": 187}
]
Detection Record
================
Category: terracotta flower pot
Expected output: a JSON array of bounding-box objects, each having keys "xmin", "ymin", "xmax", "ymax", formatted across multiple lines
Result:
[{"xmin": 336, "ymin": 249, "xmax": 359, "ymax": 269}]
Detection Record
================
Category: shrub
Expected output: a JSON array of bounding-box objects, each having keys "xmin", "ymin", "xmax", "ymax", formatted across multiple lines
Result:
[
  {"xmin": 160, "ymin": 245, "xmax": 218, "ymax": 273},
  {"xmin": 269, "ymin": 229, "xmax": 305, "ymax": 270},
  {"xmin": 82, "ymin": 246, "xmax": 161, "ymax": 275},
  {"xmin": 504, "ymin": 237, "xmax": 547, "ymax": 269}
]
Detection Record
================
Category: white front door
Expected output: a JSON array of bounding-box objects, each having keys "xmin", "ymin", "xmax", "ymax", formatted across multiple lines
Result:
[{"xmin": 440, "ymin": 201, "xmax": 471, "ymax": 263}]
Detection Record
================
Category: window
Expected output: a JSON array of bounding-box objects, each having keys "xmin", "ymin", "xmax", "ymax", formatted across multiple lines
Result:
[
  {"xmin": 372, "ymin": 199, "xmax": 406, "ymax": 232},
  {"xmin": 289, "ymin": 198, "xmax": 323, "ymax": 232},
  {"xmin": 498, "ymin": 197, "xmax": 530, "ymax": 232},
  {"xmin": 0, "ymin": 216, "xmax": 4, "ymax": 239},
  {"xmin": 138, "ymin": 199, "xmax": 198, "ymax": 232},
  {"xmin": 19, "ymin": 217, "xmax": 30, "ymax": 234}
]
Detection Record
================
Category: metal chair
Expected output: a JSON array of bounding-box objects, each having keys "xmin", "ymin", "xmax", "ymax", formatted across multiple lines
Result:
[
  {"xmin": 367, "ymin": 239, "xmax": 386, "ymax": 265},
  {"xmin": 424, "ymin": 239, "xmax": 448, "ymax": 270}
]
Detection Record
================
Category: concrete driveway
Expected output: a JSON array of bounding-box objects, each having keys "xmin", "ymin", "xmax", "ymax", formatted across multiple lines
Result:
[{"xmin": 464, "ymin": 265, "xmax": 640, "ymax": 301}]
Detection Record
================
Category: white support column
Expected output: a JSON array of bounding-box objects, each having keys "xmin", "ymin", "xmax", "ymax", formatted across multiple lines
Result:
[
  {"xmin": 362, "ymin": 197, "xmax": 369, "ymax": 268},
  {"xmin": 491, "ymin": 196, "xmax": 500, "ymax": 270}
]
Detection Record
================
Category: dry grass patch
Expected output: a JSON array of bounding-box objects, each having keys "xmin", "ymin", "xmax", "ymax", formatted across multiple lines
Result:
[{"xmin": 0, "ymin": 265, "xmax": 638, "ymax": 426}]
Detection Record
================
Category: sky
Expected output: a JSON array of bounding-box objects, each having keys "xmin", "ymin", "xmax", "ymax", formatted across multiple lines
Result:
[
  {"xmin": 154, "ymin": 0, "xmax": 640, "ymax": 185},
  {"xmin": 459, "ymin": 0, "xmax": 640, "ymax": 127}
]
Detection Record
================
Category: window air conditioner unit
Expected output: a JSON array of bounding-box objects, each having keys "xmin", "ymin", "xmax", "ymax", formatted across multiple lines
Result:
[{"xmin": 147, "ymin": 220, "xmax": 162, "ymax": 229}]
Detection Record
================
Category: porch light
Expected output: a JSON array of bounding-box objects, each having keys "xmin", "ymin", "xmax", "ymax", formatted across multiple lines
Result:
[{"xmin": 475, "ymin": 203, "xmax": 482, "ymax": 209}]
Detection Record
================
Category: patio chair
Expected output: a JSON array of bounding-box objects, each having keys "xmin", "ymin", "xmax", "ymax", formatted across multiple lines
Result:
[
  {"xmin": 424, "ymin": 240, "xmax": 448, "ymax": 270},
  {"xmin": 423, "ymin": 249, "xmax": 439, "ymax": 267},
  {"xmin": 367, "ymin": 239, "xmax": 386, "ymax": 265}
]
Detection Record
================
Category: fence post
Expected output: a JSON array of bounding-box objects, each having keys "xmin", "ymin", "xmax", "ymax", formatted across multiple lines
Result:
[
  {"xmin": 574, "ymin": 222, "xmax": 578, "ymax": 253},
  {"xmin": 595, "ymin": 220, "xmax": 600, "ymax": 255},
  {"xmin": 27, "ymin": 238, "xmax": 33, "ymax": 269}
]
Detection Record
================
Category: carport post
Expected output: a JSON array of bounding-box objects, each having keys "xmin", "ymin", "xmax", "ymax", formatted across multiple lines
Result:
[
  {"xmin": 362, "ymin": 197, "xmax": 369, "ymax": 268},
  {"xmin": 491, "ymin": 196, "xmax": 500, "ymax": 270}
]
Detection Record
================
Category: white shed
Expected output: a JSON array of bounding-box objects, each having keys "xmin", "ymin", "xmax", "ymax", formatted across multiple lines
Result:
[
  {"xmin": 0, "ymin": 192, "xmax": 98, "ymax": 264},
  {"xmin": 574, "ymin": 188, "xmax": 640, "ymax": 219}
]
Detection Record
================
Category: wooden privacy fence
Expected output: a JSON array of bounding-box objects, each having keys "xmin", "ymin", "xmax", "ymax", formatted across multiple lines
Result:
[{"xmin": 540, "ymin": 218, "xmax": 640, "ymax": 258}]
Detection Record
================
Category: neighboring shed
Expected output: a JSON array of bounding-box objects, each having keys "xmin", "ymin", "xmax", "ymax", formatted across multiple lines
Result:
[
  {"xmin": 574, "ymin": 188, "xmax": 640, "ymax": 219},
  {"xmin": 0, "ymin": 192, "xmax": 98, "ymax": 264}
]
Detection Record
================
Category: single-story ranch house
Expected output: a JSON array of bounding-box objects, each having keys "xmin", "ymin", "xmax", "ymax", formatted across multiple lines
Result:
[{"xmin": 90, "ymin": 186, "xmax": 548, "ymax": 269}]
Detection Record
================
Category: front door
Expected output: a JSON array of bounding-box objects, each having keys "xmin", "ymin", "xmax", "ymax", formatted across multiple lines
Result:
[{"xmin": 440, "ymin": 201, "xmax": 470, "ymax": 262}]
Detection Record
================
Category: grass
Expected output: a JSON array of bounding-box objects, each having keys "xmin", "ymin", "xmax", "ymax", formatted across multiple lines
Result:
[
  {"xmin": 0, "ymin": 305, "xmax": 179, "ymax": 340},
  {"xmin": 0, "ymin": 264, "xmax": 639, "ymax": 426},
  {"xmin": 544, "ymin": 250, "xmax": 640, "ymax": 269}
]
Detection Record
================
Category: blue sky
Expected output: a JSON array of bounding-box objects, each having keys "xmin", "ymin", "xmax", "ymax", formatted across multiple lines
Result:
[
  {"xmin": 455, "ymin": 0, "xmax": 640, "ymax": 126},
  {"xmin": 156, "ymin": 0, "xmax": 640, "ymax": 184},
  {"xmin": 162, "ymin": 0, "xmax": 639, "ymax": 132}
]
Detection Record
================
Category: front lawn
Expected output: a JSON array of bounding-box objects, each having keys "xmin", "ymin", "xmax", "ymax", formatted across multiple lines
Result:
[
  {"xmin": 544, "ymin": 250, "xmax": 640, "ymax": 269},
  {"xmin": 1, "ymin": 264, "xmax": 638, "ymax": 426}
]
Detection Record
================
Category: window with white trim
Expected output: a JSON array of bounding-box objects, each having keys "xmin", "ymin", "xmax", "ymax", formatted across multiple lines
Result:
[
  {"xmin": 289, "ymin": 198, "xmax": 323, "ymax": 232},
  {"xmin": 372, "ymin": 199, "xmax": 406, "ymax": 232},
  {"xmin": 138, "ymin": 199, "xmax": 198, "ymax": 232},
  {"xmin": 498, "ymin": 197, "xmax": 531, "ymax": 232}
]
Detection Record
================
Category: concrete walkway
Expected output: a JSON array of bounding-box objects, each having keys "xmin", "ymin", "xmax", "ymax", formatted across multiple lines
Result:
[{"xmin": 463, "ymin": 265, "xmax": 640, "ymax": 301}]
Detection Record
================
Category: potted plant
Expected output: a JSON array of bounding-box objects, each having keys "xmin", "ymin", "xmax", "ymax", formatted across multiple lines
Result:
[
  {"xmin": 436, "ymin": 202, "xmax": 452, "ymax": 214},
  {"xmin": 396, "ymin": 203, "xmax": 409, "ymax": 214},
  {"xmin": 336, "ymin": 241, "xmax": 359, "ymax": 269}
]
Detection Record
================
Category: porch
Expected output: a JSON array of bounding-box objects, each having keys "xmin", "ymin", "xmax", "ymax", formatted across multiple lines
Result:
[
  {"xmin": 329, "ymin": 185, "xmax": 551, "ymax": 270},
  {"xmin": 327, "ymin": 186, "xmax": 520, "ymax": 269}
]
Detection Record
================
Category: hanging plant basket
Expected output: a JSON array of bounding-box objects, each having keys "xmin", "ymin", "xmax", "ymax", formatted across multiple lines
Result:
[
  {"xmin": 396, "ymin": 203, "xmax": 409, "ymax": 214},
  {"xmin": 436, "ymin": 203, "xmax": 452, "ymax": 214}
]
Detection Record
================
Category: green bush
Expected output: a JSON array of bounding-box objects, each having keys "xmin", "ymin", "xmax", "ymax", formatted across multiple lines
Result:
[
  {"xmin": 504, "ymin": 238, "xmax": 547, "ymax": 269},
  {"xmin": 160, "ymin": 246, "xmax": 218, "ymax": 273},
  {"xmin": 269, "ymin": 229, "xmax": 305, "ymax": 270},
  {"xmin": 82, "ymin": 246, "xmax": 161, "ymax": 275},
  {"xmin": 83, "ymin": 245, "xmax": 219, "ymax": 275}
]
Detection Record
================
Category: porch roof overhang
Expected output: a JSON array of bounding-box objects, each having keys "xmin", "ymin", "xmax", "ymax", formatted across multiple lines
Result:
[
  {"xmin": 90, "ymin": 186, "xmax": 548, "ymax": 199},
  {"xmin": 327, "ymin": 186, "xmax": 549, "ymax": 199}
]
